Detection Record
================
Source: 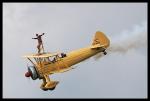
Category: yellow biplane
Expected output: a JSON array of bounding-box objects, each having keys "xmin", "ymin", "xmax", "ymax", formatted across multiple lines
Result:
[{"xmin": 23, "ymin": 31, "xmax": 110, "ymax": 91}]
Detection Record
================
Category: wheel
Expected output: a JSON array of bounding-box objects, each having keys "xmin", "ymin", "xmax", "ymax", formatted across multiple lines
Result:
[
  {"xmin": 103, "ymin": 51, "xmax": 107, "ymax": 55},
  {"xmin": 48, "ymin": 87, "xmax": 56, "ymax": 91},
  {"xmin": 41, "ymin": 87, "xmax": 48, "ymax": 91},
  {"xmin": 42, "ymin": 88, "xmax": 48, "ymax": 91}
]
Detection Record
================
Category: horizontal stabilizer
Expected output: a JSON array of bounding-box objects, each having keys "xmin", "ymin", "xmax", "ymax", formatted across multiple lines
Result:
[{"xmin": 90, "ymin": 44, "xmax": 106, "ymax": 49}]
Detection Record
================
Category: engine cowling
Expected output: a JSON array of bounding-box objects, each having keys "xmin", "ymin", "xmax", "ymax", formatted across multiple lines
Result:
[{"xmin": 25, "ymin": 66, "xmax": 39, "ymax": 80}]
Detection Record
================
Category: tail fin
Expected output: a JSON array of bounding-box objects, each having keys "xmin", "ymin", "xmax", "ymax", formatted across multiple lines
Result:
[{"xmin": 92, "ymin": 31, "xmax": 110, "ymax": 48}]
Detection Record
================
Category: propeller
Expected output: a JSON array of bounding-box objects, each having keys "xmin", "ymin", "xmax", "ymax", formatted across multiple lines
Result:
[{"xmin": 25, "ymin": 64, "xmax": 32, "ymax": 77}]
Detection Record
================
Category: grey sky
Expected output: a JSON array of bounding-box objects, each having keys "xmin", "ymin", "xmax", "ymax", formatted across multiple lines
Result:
[{"xmin": 3, "ymin": 3, "xmax": 147, "ymax": 98}]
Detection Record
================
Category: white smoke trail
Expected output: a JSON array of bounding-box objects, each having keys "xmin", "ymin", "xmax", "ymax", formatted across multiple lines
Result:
[{"xmin": 108, "ymin": 21, "xmax": 147, "ymax": 53}]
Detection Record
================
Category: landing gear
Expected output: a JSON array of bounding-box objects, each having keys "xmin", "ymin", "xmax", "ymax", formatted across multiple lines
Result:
[
  {"xmin": 41, "ymin": 86, "xmax": 56, "ymax": 91},
  {"xmin": 103, "ymin": 49, "xmax": 107, "ymax": 55},
  {"xmin": 102, "ymin": 48, "xmax": 107, "ymax": 55},
  {"xmin": 41, "ymin": 87, "xmax": 48, "ymax": 91},
  {"xmin": 48, "ymin": 87, "xmax": 56, "ymax": 91},
  {"xmin": 40, "ymin": 77, "xmax": 48, "ymax": 91},
  {"xmin": 103, "ymin": 51, "xmax": 107, "ymax": 55},
  {"xmin": 40, "ymin": 76, "xmax": 59, "ymax": 91}
]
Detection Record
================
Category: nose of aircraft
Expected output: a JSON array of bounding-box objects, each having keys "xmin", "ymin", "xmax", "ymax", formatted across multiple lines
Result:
[{"xmin": 25, "ymin": 71, "xmax": 32, "ymax": 77}]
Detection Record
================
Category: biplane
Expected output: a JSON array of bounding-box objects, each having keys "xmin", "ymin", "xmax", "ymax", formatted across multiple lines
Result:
[{"xmin": 23, "ymin": 31, "xmax": 110, "ymax": 91}]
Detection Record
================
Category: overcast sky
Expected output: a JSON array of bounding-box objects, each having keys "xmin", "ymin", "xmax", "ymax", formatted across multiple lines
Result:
[{"xmin": 3, "ymin": 3, "xmax": 147, "ymax": 98}]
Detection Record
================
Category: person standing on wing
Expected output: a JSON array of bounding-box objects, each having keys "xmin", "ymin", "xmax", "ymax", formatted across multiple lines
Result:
[{"xmin": 32, "ymin": 33, "xmax": 45, "ymax": 54}]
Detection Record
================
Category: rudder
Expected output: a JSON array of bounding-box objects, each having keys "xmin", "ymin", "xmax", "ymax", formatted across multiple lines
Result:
[{"xmin": 92, "ymin": 31, "xmax": 110, "ymax": 48}]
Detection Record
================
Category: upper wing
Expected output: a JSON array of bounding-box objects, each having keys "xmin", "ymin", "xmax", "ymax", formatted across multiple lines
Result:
[{"xmin": 23, "ymin": 52, "xmax": 59, "ymax": 58}]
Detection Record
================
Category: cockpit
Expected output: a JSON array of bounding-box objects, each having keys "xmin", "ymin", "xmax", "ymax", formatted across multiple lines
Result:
[{"xmin": 24, "ymin": 52, "xmax": 67, "ymax": 66}]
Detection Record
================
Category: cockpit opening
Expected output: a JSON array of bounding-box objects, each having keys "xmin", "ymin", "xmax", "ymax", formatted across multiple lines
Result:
[{"xmin": 60, "ymin": 53, "xmax": 67, "ymax": 58}]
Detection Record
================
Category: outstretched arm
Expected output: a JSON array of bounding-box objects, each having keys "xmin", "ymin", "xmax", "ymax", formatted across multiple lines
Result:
[
  {"xmin": 32, "ymin": 37, "xmax": 37, "ymax": 39},
  {"xmin": 39, "ymin": 33, "xmax": 45, "ymax": 36}
]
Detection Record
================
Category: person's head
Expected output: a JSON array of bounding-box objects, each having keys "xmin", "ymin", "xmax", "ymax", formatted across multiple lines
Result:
[{"xmin": 36, "ymin": 34, "xmax": 38, "ymax": 36}]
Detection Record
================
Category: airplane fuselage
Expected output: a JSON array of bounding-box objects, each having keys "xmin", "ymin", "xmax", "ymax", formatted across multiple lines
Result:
[{"xmin": 40, "ymin": 46, "xmax": 104, "ymax": 75}]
